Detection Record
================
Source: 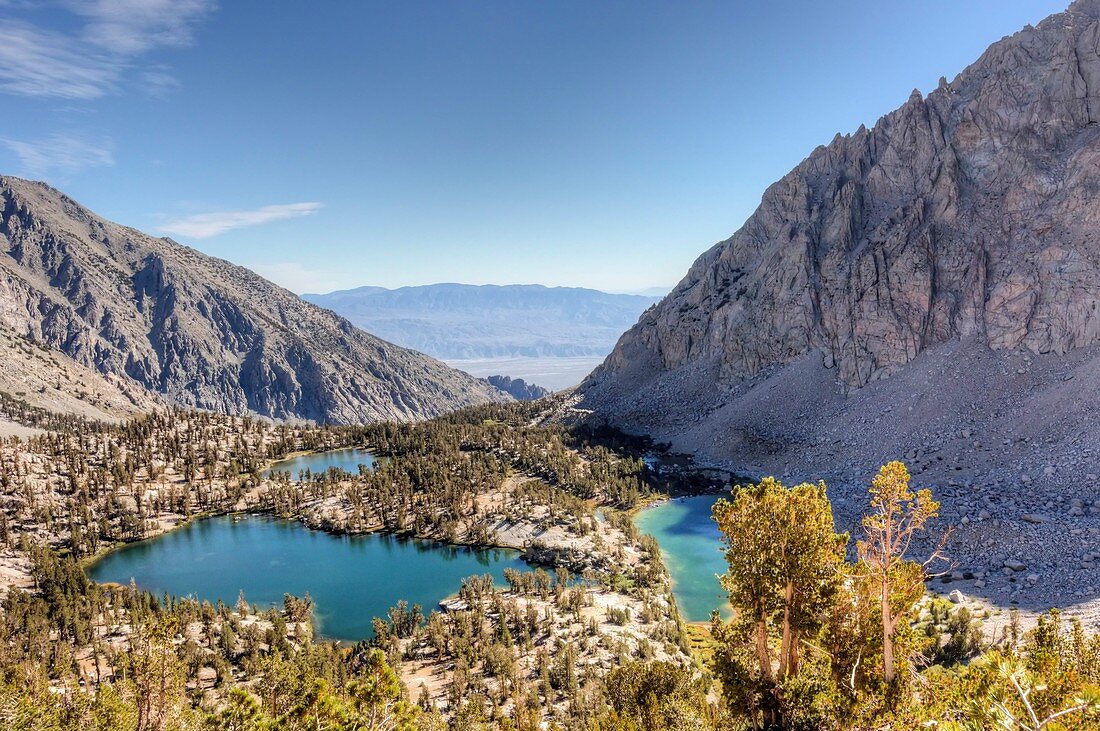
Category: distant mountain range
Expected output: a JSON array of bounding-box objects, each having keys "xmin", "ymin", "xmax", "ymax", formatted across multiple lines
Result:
[
  {"xmin": 303, "ymin": 284, "xmax": 661, "ymax": 360},
  {"xmin": 0, "ymin": 176, "xmax": 506, "ymax": 425}
]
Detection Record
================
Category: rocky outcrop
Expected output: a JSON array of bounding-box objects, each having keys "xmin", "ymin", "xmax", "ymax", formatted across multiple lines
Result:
[
  {"xmin": 0, "ymin": 176, "xmax": 508, "ymax": 423},
  {"xmin": 521, "ymin": 541, "xmax": 618, "ymax": 574},
  {"xmin": 584, "ymin": 0, "xmax": 1100, "ymax": 411},
  {"xmin": 0, "ymin": 323, "xmax": 158, "ymax": 424},
  {"xmin": 484, "ymin": 375, "xmax": 551, "ymax": 400}
]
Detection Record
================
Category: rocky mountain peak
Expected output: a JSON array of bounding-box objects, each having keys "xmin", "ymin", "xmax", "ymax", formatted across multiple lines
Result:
[
  {"xmin": 0, "ymin": 176, "xmax": 508, "ymax": 424},
  {"xmin": 574, "ymin": 4, "xmax": 1100, "ymax": 611},
  {"xmin": 1070, "ymin": 0, "xmax": 1100, "ymax": 16},
  {"xmin": 586, "ymin": 1, "xmax": 1100, "ymax": 397}
]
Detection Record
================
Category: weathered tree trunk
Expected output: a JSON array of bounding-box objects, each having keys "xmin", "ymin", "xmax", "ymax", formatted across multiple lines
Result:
[
  {"xmin": 788, "ymin": 628, "xmax": 801, "ymax": 677},
  {"xmin": 755, "ymin": 611, "xmax": 774, "ymax": 683},
  {"xmin": 778, "ymin": 581, "xmax": 794, "ymax": 678},
  {"xmin": 881, "ymin": 580, "xmax": 895, "ymax": 685}
]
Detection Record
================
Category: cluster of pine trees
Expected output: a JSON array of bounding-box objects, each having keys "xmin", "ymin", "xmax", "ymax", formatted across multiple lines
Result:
[
  {"xmin": 0, "ymin": 400, "xmax": 653, "ymax": 558},
  {"xmin": 0, "ymin": 391, "xmax": 113, "ymax": 434},
  {"xmin": 258, "ymin": 403, "xmax": 653, "ymax": 547},
  {"xmin": 0, "ymin": 543, "xmax": 687, "ymax": 730},
  {"xmin": 0, "ymin": 545, "xmax": 417, "ymax": 730},
  {"xmin": 0, "ymin": 399, "xmax": 695, "ymax": 729},
  {"xmin": 703, "ymin": 462, "xmax": 1100, "ymax": 729},
  {"xmin": 0, "ymin": 408, "xmax": 374, "ymax": 551},
  {"xmin": 2, "ymin": 394, "xmax": 1097, "ymax": 729},
  {"xmin": 361, "ymin": 524, "xmax": 685, "ymax": 728}
]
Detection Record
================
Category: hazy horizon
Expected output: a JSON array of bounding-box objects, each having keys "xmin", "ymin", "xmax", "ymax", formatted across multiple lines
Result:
[{"xmin": 300, "ymin": 280, "xmax": 672, "ymax": 298}]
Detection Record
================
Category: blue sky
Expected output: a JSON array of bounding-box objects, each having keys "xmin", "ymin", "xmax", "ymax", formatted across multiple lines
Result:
[{"xmin": 0, "ymin": 0, "xmax": 1068, "ymax": 294}]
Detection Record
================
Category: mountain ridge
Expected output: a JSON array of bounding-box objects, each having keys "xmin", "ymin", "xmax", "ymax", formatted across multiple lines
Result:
[
  {"xmin": 575, "ymin": 0, "xmax": 1100, "ymax": 615},
  {"xmin": 580, "ymin": 0, "xmax": 1100, "ymax": 485},
  {"xmin": 0, "ymin": 176, "xmax": 507, "ymax": 424},
  {"xmin": 303, "ymin": 282, "xmax": 659, "ymax": 359}
]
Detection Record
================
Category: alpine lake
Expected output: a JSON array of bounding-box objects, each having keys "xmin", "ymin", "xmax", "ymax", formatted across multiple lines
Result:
[
  {"xmin": 87, "ymin": 449, "xmax": 731, "ymax": 639},
  {"xmin": 86, "ymin": 449, "xmax": 525, "ymax": 641},
  {"xmin": 633, "ymin": 494, "xmax": 732, "ymax": 622}
]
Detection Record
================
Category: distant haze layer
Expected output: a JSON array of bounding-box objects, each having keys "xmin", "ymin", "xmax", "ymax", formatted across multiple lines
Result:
[
  {"xmin": 303, "ymin": 284, "xmax": 662, "ymax": 360},
  {"xmin": 446, "ymin": 356, "xmax": 607, "ymax": 392}
]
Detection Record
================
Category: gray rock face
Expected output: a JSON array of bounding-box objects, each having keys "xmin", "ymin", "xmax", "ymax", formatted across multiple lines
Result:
[
  {"xmin": 585, "ymin": 0, "xmax": 1100, "ymax": 408},
  {"xmin": 484, "ymin": 375, "xmax": 551, "ymax": 400},
  {"xmin": 0, "ymin": 176, "xmax": 507, "ymax": 423},
  {"xmin": 575, "ymin": 3, "xmax": 1100, "ymax": 618}
]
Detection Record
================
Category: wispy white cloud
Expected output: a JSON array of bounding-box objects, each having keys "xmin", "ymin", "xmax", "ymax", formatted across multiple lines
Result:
[
  {"xmin": 72, "ymin": 0, "xmax": 215, "ymax": 55},
  {"xmin": 0, "ymin": 21, "xmax": 120, "ymax": 99},
  {"xmin": 0, "ymin": 0, "xmax": 215, "ymax": 99},
  {"xmin": 159, "ymin": 203, "xmax": 324, "ymax": 238},
  {"xmin": 2, "ymin": 133, "xmax": 115, "ymax": 178},
  {"xmin": 138, "ymin": 66, "xmax": 181, "ymax": 98}
]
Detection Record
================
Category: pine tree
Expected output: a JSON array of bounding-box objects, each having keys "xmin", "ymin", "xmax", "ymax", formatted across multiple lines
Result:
[
  {"xmin": 712, "ymin": 477, "xmax": 847, "ymax": 726},
  {"xmin": 856, "ymin": 461, "xmax": 943, "ymax": 687}
]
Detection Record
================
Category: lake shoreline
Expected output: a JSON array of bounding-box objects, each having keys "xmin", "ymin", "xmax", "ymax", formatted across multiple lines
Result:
[
  {"xmin": 87, "ymin": 512, "xmax": 531, "ymax": 641},
  {"xmin": 74, "ymin": 451, "xmax": 648, "ymax": 632},
  {"xmin": 78, "ymin": 500, "xmax": 548, "ymax": 593},
  {"xmin": 41, "ymin": 445, "xmax": 726, "ymax": 636},
  {"xmin": 634, "ymin": 492, "xmax": 733, "ymax": 623},
  {"xmin": 80, "ymin": 479, "xmax": 668, "ymax": 646},
  {"xmin": 9, "ymin": 435, "xmax": 725, "ymax": 647},
  {"xmin": 261, "ymin": 445, "xmax": 380, "ymax": 477}
]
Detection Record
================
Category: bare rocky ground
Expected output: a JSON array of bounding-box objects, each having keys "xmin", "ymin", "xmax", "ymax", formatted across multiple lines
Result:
[
  {"xmin": 575, "ymin": 338, "xmax": 1100, "ymax": 630},
  {"xmin": 0, "ymin": 420, "xmax": 42, "ymax": 439},
  {"xmin": 0, "ymin": 324, "xmax": 157, "ymax": 422}
]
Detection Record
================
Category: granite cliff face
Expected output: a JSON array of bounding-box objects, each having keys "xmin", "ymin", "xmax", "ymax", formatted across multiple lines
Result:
[
  {"xmin": 578, "ymin": 2, "xmax": 1100, "ymax": 615},
  {"xmin": 585, "ymin": 0, "xmax": 1100, "ymax": 415},
  {"xmin": 0, "ymin": 176, "xmax": 507, "ymax": 423}
]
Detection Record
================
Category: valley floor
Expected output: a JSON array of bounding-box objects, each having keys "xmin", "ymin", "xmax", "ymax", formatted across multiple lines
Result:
[
  {"xmin": 0, "ymin": 402, "xmax": 694, "ymax": 725},
  {"xmin": 446, "ymin": 356, "xmax": 606, "ymax": 391}
]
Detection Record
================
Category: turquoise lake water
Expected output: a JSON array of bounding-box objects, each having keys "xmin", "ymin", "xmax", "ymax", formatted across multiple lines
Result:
[
  {"xmin": 635, "ymin": 494, "xmax": 732, "ymax": 622},
  {"xmin": 263, "ymin": 448, "xmax": 376, "ymax": 479},
  {"xmin": 86, "ymin": 515, "xmax": 525, "ymax": 641}
]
